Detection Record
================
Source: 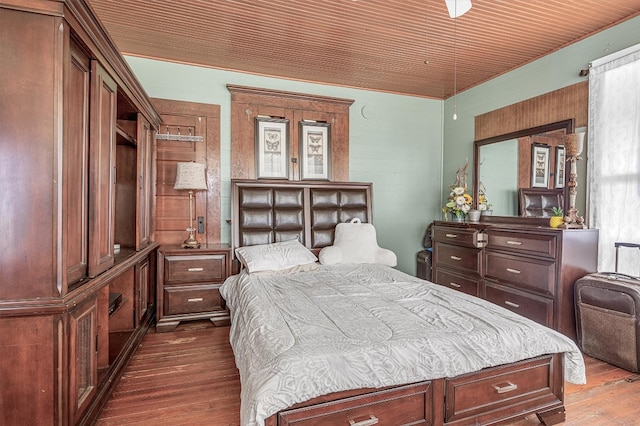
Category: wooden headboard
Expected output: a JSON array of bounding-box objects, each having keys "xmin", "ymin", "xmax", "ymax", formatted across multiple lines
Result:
[{"xmin": 231, "ymin": 180, "xmax": 373, "ymax": 257}]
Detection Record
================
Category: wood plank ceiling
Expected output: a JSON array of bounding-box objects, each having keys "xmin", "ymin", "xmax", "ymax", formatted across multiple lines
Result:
[{"xmin": 86, "ymin": 0, "xmax": 640, "ymax": 99}]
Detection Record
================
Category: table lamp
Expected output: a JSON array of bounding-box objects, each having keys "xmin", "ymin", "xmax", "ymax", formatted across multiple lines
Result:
[{"xmin": 174, "ymin": 162, "xmax": 208, "ymax": 248}]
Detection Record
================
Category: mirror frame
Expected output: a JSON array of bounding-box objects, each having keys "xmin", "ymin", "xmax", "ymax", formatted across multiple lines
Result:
[{"xmin": 473, "ymin": 118, "xmax": 574, "ymax": 225}]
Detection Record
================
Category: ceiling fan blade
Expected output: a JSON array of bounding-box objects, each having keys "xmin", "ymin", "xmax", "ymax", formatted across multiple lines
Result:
[{"xmin": 445, "ymin": 0, "xmax": 472, "ymax": 18}]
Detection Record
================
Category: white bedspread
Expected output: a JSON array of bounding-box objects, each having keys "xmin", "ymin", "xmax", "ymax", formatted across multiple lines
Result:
[{"xmin": 220, "ymin": 263, "xmax": 586, "ymax": 426}]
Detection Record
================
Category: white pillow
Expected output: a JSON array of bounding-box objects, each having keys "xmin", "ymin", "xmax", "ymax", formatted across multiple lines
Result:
[
  {"xmin": 235, "ymin": 239, "xmax": 318, "ymax": 273},
  {"xmin": 319, "ymin": 218, "xmax": 397, "ymax": 267}
]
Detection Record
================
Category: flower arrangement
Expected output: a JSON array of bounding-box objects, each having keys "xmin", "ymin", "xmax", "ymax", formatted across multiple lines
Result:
[
  {"xmin": 442, "ymin": 160, "xmax": 472, "ymax": 220},
  {"xmin": 477, "ymin": 182, "xmax": 492, "ymax": 211}
]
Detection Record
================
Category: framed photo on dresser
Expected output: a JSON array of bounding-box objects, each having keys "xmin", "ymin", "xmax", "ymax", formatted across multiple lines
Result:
[{"xmin": 555, "ymin": 145, "xmax": 565, "ymax": 189}]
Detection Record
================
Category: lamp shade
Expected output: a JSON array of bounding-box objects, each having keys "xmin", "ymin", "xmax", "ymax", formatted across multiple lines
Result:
[
  {"xmin": 563, "ymin": 132, "xmax": 585, "ymax": 157},
  {"xmin": 174, "ymin": 162, "xmax": 208, "ymax": 190}
]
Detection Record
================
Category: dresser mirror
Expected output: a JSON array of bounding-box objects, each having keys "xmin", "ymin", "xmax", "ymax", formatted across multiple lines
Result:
[{"xmin": 473, "ymin": 119, "xmax": 574, "ymax": 221}]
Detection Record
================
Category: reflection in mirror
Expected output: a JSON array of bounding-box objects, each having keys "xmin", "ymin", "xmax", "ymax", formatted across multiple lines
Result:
[{"xmin": 473, "ymin": 119, "xmax": 574, "ymax": 219}]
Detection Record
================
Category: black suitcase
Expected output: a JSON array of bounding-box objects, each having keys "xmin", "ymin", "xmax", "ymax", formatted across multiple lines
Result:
[{"xmin": 575, "ymin": 242, "xmax": 640, "ymax": 372}]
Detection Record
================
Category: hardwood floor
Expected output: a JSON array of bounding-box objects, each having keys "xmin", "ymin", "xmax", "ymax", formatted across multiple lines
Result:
[{"xmin": 96, "ymin": 321, "xmax": 640, "ymax": 425}]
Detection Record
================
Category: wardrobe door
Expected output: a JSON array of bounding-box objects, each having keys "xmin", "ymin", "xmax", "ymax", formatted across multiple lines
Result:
[
  {"xmin": 137, "ymin": 114, "xmax": 153, "ymax": 249},
  {"xmin": 64, "ymin": 40, "xmax": 90, "ymax": 287},
  {"xmin": 88, "ymin": 61, "xmax": 117, "ymax": 277}
]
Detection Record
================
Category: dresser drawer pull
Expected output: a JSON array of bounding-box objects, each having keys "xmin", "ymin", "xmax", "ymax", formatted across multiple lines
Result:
[
  {"xmin": 187, "ymin": 297, "xmax": 204, "ymax": 303},
  {"xmin": 445, "ymin": 233, "xmax": 458, "ymax": 238},
  {"xmin": 492, "ymin": 381, "xmax": 518, "ymax": 394},
  {"xmin": 506, "ymin": 240, "xmax": 523, "ymax": 245},
  {"xmin": 448, "ymin": 282, "xmax": 462, "ymax": 288},
  {"xmin": 504, "ymin": 301, "xmax": 520, "ymax": 308},
  {"xmin": 187, "ymin": 267, "xmax": 204, "ymax": 272},
  {"xmin": 349, "ymin": 416, "xmax": 379, "ymax": 426},
  {"xmin": 450, "ymin": 256, "xmax": 462, "ymax": 261},
  {"xmin": 506, "ymin": 267, "xmax": 521, "ymax": 274}
]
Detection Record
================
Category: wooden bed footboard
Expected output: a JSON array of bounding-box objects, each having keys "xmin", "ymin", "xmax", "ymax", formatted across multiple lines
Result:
[{"xmin": 265, "ymin": 353, "xmax": 565, "ymax": 426}]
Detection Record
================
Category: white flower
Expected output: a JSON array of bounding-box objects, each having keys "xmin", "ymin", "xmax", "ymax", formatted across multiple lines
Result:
[
  {"xmin": 461, "ymin": 204, "xmax": 471, "ymax": 213},
  {"xmin": 455, "ymin": 195, "xmax": 466, "ymax": 206},
  {"xmin": 479, "ymin": 203, "xmax": 487, "ymax": 211},
  {"xmin": 453, "ymin": 186, "xmax": 465, "ymax": 195}
]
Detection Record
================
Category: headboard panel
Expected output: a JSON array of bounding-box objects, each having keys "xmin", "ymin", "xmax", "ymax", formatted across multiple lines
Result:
[{"xmin": 232, "ymin": 180, "xmax": 373, "ymax": 256}]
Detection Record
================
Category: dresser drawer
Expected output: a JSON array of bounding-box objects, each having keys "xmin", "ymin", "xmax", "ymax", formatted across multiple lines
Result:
[
  {"xmin": 278, "ymin": 381, "xmax": 432, "ymax": 426},
  {"xmin": 485, "ymin": 281, "xmax": 554, "ymax": 327},
  {"xmin": 433, "ymin": 226, "xmax": 486, "ymax": 248},
  {"xmin": 434, "ymin": 268, "xmax": 482, "ymax": 297},
  {"xmin": 164, "ymin": 254, "xmax": 228, "ymax": 284},
  {"xmin": 164, "ymin": 285, "xmax": 224, "ymax": 315},
  {"xmin": 445, "ymin": 355, "xmax": 560, "ymax": 423},
  {"xmin": 485, "ymin": 252, "xmax": 556, "ymax": 296},
  {"xmin": 435, "ymin": 243, "xmax": 482, "ymax": 275},
  {"xmin": 487, "ymin": 230, "xmax": 557, "ymax": 258}
]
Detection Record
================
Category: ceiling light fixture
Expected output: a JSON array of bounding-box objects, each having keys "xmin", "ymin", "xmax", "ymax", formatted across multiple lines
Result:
[{"xmin": 445, "ymin": 0, "xmax": 472, "ymax": 18}]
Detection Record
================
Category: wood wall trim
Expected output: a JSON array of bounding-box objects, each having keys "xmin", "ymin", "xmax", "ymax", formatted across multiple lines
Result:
[
  {"xmin": 227, "ymin": 85, "xmax": 354, "ymax": 110},
  {"xmin": 475, "ymin": 82, "xmax": 587, "ymax": 141}
]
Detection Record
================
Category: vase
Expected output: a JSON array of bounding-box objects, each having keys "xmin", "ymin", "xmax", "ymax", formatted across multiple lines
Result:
[
  {"xmin": 468, "ymin": 209, "xmax": 481, "ymax": 222},
  {"xmin": 450, "ymin": 214, "xmax": 466, "ymax": 222},
  {"xmin": 481, "ymin": 209, "xmax": 493, "ymax": 216}
]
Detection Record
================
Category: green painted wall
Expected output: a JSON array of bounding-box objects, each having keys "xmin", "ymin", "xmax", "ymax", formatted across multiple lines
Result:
[
  {"xmin": 442, "ymin": 16, "xmax": 640, "ymax": 215},
  {"xmin": 125, "ymin": 57, "xmax": 443, "ymax": 274},
  {"xmin": 126, "ymin": 15, "xmax": 640, "ymax": 276}
]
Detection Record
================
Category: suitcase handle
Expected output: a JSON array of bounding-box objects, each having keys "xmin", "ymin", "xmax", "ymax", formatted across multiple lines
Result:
[
  {"xmin": 614, "ymin": 242, "xmax": 640, "ymax": 249},
  {"xmin": 600, "ymin": 272, "xmax": 640, "ymax": 281}
]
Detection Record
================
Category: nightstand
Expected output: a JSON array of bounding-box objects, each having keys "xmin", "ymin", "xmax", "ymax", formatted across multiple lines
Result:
[{"xmin": 156, "ymin": 244, "xmax": 232, "ymax": 332}]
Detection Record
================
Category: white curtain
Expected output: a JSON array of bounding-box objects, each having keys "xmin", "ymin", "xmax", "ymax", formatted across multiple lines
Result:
[{"xmin": 588, "ymin": 45, "xmax": 640, "ymax": 274}]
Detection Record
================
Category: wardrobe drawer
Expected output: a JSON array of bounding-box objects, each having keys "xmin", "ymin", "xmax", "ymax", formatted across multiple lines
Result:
[
  {"xmin": 164, "ymin": 254, "xmax": 228, "ymax": 284},
  {"xmin": 485, "ymin": 252, "xmax": 556, "ymax": 296},
  {"xmin": 434, "ymin": 268, "xmax": 482, "ymax": 297},
  {"xmin": 164, "ymin": 285, "xmax": 224, "ymax": 315},
  {"xmin": 445, "ymin": 355, "xmax": 559, "ymax": 423},
  {"xmin": 433, "ymin": 226, "xmax": 486, "ymax": 248},
  {"xmin": 487, "ymin": 230, "xmax": 557, "ymax": 258},
  {"xmin": 278, "ymin": 381, "xmax": 432, "ymax": 426},
  {"xmin": 485, "ymin": 281, "xmax": 554, "ymax": 328},
  {"xmin": 435, "ymin": 243, "xmax": 483, "ymax": 275}
]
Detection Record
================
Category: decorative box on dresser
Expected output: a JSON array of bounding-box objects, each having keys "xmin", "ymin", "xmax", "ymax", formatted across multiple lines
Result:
[
  {"xmin": 0, "ymin": 0, "xmax": 161, "ymax": 424},
  {"xmin": 156, "ymin": 244, "xmax": 232, "ymax": 332},
  {"xmin": 432, "ymin": 221, "xmax": 598, "ymax": 340}
]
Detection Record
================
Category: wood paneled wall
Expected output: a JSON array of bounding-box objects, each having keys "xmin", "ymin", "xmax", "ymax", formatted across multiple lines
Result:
[
  {"xmin": 475, "ymin": 82, "xmax": 588, "ymax": 140},
  {"xmin": 227, "ymin": 85, "xmax": 354, "ymax": 181}
]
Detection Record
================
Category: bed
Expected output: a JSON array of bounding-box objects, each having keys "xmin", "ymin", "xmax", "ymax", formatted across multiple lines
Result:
[{"xmin": 222, "ymin": 179, "xmax": 585, "ymax": 426}]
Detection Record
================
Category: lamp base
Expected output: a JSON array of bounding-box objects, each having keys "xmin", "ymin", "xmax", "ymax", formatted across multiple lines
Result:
[
  {"xmin": 561, "ymin": 208, "xmax": 587, "ymax": 229},
  {"xmin": 181, "ymin": 228, "xmax": 201, "ymax": 249}
]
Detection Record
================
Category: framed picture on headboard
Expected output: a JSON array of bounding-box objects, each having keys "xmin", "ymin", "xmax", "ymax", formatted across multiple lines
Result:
[
  {"xmin": 299, "ymin": 121, "xmax": 331, "ymax": 180},
  {"xmin": 255, "ymin": 117, "xmax": 289, "ymax": 179},
  {"xmin": 531, "ymin": 143, "xmax": 550, "ymax": 188}
]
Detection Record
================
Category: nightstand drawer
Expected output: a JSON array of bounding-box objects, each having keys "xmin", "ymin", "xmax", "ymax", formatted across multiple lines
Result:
[
  {"xmin": 164, "ymin": 254, "xmax": 227, "ymax": 284},
  {"xmin": 164, "ymin": 285, "xmax": 224, "ymax": 315}
]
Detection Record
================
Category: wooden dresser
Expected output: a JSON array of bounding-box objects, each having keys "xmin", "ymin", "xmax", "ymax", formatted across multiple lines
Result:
[
  {"xmin": 432, "ymin": 221, "xmax": 598, "ymax": 340},
  {"xmin": 157, "ymin": 245, "xmax": 232, "ymax": 332}
]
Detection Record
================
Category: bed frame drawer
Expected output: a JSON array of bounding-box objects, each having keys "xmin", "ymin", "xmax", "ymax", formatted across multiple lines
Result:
[
  {"xmin": 277, "ymin": 381, "xmax": 432, "ymax": 426},
  {"xmin": 444, "ymin": 355, "xmax": 562, "ymax": 424}
]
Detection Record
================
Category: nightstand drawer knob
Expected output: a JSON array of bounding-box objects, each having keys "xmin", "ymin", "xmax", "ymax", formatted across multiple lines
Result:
[
  {"xmin": 445, "ymin": 233, "xmax": 458, "ymax": 238},
  {"xmin": 450, "ymin": 255, "xmax": 462, "ymax": 261},
  {"xmin": 448, "ymin": 282, "xmax": 462, "ymax": 288},
  {"xmin": 492, "ymin": 381, "xmax": 518, "ymax": 394},
  {"xmin": 505, "ymin": 300, "xmax": 520, "ymax": 308},
  {"xmin": 506, "ymin": 240, "xmax": 523, "ymax": 245},
  {"xmin": 506, "ymin": 267, "xmax": 521, "ymax": 274},
  {"xmin": 349, "ymin": 415, "xmax": 378, "ymax": 426},
  {"xmin": 187, "ymin": 297, "xmax": 204, "ymax": 303},
  {"xmin": 188, "ymin": 267, "xmax": 204, "ymax": 272}
]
